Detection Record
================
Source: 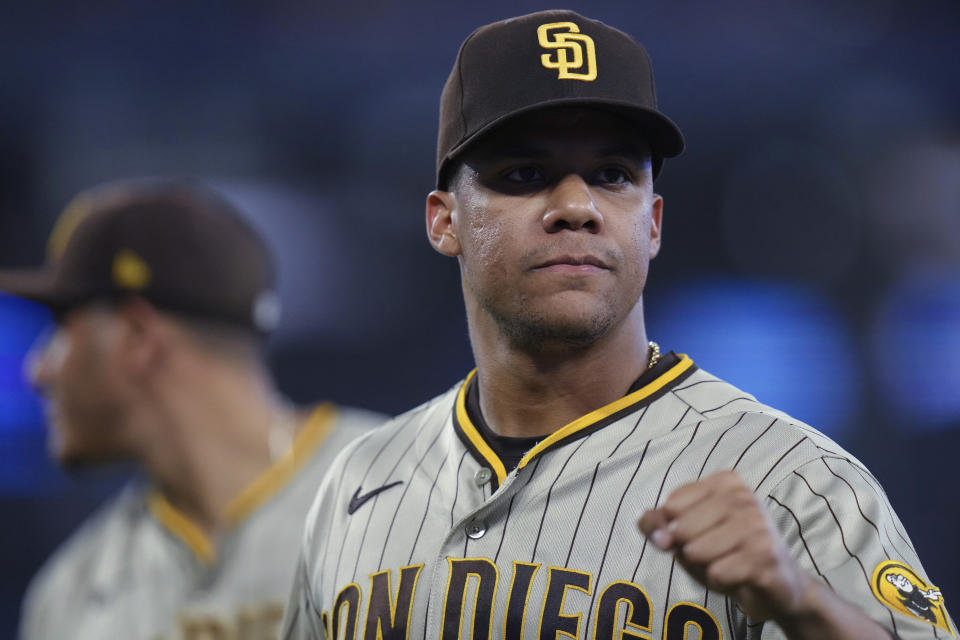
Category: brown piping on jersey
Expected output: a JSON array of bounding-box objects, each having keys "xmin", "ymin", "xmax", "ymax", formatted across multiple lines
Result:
[
  {"xmin": 581, "ymin": 438, "xmax": 651, "ymax": 635},
  {"xmin": 351, "ymin": 410, "xmax": 444, "ymax": 579},
  {"xmin": 793, "ymin": 469, "xmax": 873, "ymax": 585},
  {"xmin": 820, "ymin": 457, "xmax": 909, "ymax": 564},
  {"xmin": 493, "ymin": 457, "xmax": 543, "ymax": 564},
  {"xmin": 407, "ymin": 456, "xmax": 449, "ymax": 565},
  {"xmin": 754, "ymin": 436, "xmax": 808, "ymax": 490},
  {"xmin": 330, "ymin": 400, "xmax": 437, "ymax": 585},
  {"xmin": 530, "ymin": 438, "xmax": 593, "ymax": 560},
  {"xmin": 374, "ymin": 424, "xmax": 446, "ymax": 571},
  {"xmin": 793, "ymin": 463, "xmax": 905, "ymax": 640}
]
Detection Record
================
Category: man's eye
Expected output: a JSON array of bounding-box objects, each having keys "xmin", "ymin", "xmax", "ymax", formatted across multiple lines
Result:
[
  {"xmin": 503, "ymin": 166, "xmax": 544, "ymax": 183},
  {"xmin": 595, "ymin": 166, "xmax": 631, "ymax": 184}
]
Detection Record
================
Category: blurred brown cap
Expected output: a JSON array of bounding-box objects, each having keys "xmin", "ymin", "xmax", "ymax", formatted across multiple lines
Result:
[{"xmin": 0, "ymin": 179, "xmax": 280, "ymax": 334}]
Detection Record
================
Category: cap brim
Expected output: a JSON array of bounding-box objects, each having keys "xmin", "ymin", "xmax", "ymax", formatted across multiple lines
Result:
[
  {"xmin": 0, "ymin": 268, "xmax": 84, "ymax": 312},
  {"xmin": 438, "ymin": 97, "xmax": 685, "ymax": 188}
]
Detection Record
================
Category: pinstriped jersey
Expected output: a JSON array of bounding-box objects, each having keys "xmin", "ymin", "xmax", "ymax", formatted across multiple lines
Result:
[
  {"xmin": 283, "ymin": 353, "xmax": 953, "ymax": 639},
  {"xmin": 19, "ymin": 404, "xmax": 386, "ymax": 640}
]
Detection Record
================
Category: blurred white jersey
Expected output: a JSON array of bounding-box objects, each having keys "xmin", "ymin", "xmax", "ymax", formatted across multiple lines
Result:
[{"xmin": 20, "ymin": 404, "xmax": 385, "ymax": 640}]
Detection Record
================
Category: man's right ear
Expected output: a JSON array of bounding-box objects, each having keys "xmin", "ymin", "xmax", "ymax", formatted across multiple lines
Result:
[{"xmin": 425, "ymin": 190, "xmax": 461, "ymax": 257}]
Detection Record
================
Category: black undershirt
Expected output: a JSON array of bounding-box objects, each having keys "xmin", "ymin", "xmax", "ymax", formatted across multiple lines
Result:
[
  {"xmin": 465, "ymin": 380, "xmax": 542, "ymax": 472},
  {"xmin": 464, "ymin": 351, "xmax": 681, "ymax": 472}
]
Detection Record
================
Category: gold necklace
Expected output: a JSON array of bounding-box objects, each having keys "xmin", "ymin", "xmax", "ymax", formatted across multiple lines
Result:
[{"xmin": 647, "ymin": 340, "xmax": 661, "ymax": 370}]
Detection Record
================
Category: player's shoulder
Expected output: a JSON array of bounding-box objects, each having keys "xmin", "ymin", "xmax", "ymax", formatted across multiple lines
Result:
[
  {"xmin": 21, "ymin": 481, "xmax": 147, "ymax": 625},
  {"xmin": 297, "ymin": 385, "xmax": 462, "ymax": 548},
  {"xmin": 328, "ymin": 404, "xmax": 390, "ymax": 433},
  {"xmin": 317, "ymin": 384, "xmax": 460, "ymax": 482},
  {"xmin": 668, "ymin": 364, "xmax": 769, "ymax": 418},
  {"xmin": 680, "ymin": 364, "xmax": 866, "ymax": 485},
  {"xmin": 308, "ymin": 403, "xmax": 390, "ymax": 454},
  {"xmin": 678, "ymin": 365, "xmax": 835, "ymax": 440},
  {"xmin": 343, "ymin": 384, "xmax": 459, "ymax": 453}
]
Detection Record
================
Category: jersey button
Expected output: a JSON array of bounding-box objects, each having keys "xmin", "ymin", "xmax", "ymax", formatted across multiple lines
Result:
[
  {"xmin": 474, "ymin": 468, "xmax": 492, "ymax": 486},
  {"xmin": 466, "ymin": 519, "xmax": 487, "ymax": 539}
]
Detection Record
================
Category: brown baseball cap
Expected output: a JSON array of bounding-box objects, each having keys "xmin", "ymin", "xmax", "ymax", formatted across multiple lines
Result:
[
  {"xmin": 0, "ymin": 179, "xmax": 280, "ymax": 334},
  {"xmin": 436, "ymin": 10, "xmax": 684, "ymax": 188}
]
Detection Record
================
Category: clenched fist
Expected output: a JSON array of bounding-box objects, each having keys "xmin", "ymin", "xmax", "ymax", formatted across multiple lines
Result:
[{"xmin": 638, "ymin": 470, "xmax": 891, "ymax": 639}]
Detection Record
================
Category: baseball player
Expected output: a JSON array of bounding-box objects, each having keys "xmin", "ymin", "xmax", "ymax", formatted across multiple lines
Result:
[
  {"xmin": 3, "ymin": 180, "xmax": 386, "ymax": 640},
  {"xmin": 282, "ymin": 10, "xmax": 952, "ymax": 640}
]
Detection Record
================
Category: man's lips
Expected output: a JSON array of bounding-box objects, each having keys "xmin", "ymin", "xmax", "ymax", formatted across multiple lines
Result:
[{"xmin": 532, "ymin": 255, "xmax": 611, "ymax": 272}]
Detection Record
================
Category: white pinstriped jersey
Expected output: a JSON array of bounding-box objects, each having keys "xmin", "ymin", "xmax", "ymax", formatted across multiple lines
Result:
[
  {"xmin": 283, "ymin": 353, "xmax": 953, "ymax": 639},
  {"xmin": 19, "ymin": 404, "xmax": 385, "ymax": 640}
]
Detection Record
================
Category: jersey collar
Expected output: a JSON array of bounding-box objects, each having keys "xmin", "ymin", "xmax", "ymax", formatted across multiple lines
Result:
[
  {"xmin": 147, "ymin": 403, "xmax": 338, "ymax": 565},
  {"xmin": 452, "ymin": 352, "xmax": 697, "ymax": 490}
]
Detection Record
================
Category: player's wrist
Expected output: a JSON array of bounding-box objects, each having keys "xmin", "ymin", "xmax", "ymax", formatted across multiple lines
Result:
[
  {"xmin": 771, "ymin": 570, "xmax": 824, "ymax": 628},
  {"xmin": 773, "ymin": 573, "xmax": 891, "ymax": 640}
]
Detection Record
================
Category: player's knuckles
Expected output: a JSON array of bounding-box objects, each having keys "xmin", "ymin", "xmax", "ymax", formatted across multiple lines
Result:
[
  {"xmin": 702, "ymin": 549, "xmax": 755, "ymax": 585},
  {"xmin": 742, "ymin": 530, "xmax": 777, "ymax": 563},
  {"xmin": 668, "ymin": 522, "xmax": 695, "ymax": 545},
  {"xmin": 738, "ymin": 481, "xmax": 760, "ymax": 501},
  {"xmin": 693, "ymin": 476, "xmax": 756, "ymax": 514},
  {"xmin": 728, "ymin": 506, "xmax": 767, "ymax": 539},
  {"xmin": 637, "ymin": 509, "xmax": 667, "ymax": 534},
  {"xmin": 660, "ymin": 492, "xmax": 693, "ymax": 517},
  {"xmin": 671, "ymin": 513, "xmax": 722, "ymax": 545},
  {"xmin": 705, "ymin": 559, "xmax": 743, "ymax": 589},
  {"xmin": 679, "ymin": 539, "xmax": 717, "ymax": 565},
  {"xmin": 709, "ymin": 469, "xmax": 745, "ymax": 490},
  {"xmin": 663, "ymin": 479, "xmax": 714, "ymax": 513},
  {"xmin": 726, "ymin": 484, "xmax": 760, "ymax": 510},
  {"xmin": 751, "ymin": 566, "xmax": 786, "ymax": 594}
]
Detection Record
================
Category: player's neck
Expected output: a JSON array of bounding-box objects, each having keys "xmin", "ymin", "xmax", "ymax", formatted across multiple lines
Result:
[
  {"xmin": 469, "ymin": 306, "xmax": 651, "ymax": 439},
  {"xmin": 136, "ymin": 356, "xmax": 292, "ymax": 535}
]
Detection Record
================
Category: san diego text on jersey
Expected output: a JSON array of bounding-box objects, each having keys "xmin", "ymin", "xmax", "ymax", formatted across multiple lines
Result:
[{"xmin": 285, "ymin": 354, "xmax": 953, "ymax": 639}]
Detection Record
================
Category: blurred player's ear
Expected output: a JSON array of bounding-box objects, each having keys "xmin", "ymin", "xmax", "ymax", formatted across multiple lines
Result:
[
  {"xmin": 649, "ymin": 194, "xmax": 663, "ymax": 259},
  {"xmin": 116, "ymin": 297, "xmax": 167, "ymax": 380},
  {"xmin": 425, "ymin": 190, "xmax": 461, "ymax": 257}
]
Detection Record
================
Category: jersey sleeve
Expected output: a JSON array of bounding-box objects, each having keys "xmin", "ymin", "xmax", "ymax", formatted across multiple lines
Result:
[
  {"xmin": 281, "ymin": 431, "xmax": 372, "ymax": 640},
  {"xmin": 281, "ymin": 464, "xmax": 338, "ymax": 640},
  {"xmin": 762, "ymin": 455, "xmax": 954, "ymax": 639},
  {"xmin": 18, "ymin": 568, "xmax": 55, "ymax": 640},
  {"xmin": 281, "ymin": 550, "xmax": 328, "ymax": 640},
  {"xmin": 18, "ymin": 488, "xmax": 129, "ymax": 640}
]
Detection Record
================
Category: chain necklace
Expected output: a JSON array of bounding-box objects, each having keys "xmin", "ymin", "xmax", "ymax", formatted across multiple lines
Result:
[{"xmin": 647, "ymin": 340, "xmax": 661, "ymax": 370}]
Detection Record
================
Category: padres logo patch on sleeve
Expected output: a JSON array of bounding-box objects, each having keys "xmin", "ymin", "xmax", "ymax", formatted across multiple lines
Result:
[{"xmin": 871, "ymin": 560, "xmax": 953, "ymax": 634}]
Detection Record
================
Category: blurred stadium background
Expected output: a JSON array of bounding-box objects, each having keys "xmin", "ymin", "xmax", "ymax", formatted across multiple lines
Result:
[{"xmin": 1, "ymin": 0, "xmax": 958, "ymax": 634}]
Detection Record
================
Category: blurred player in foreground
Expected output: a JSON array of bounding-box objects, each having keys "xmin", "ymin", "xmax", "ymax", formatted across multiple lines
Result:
[
  {"xmin": 2, "ymin": 179, "xmax": 385, "ymax": 640},
  {"xmin": 282, "ymin": 10, "xmax": 951, "ymax": 639}
]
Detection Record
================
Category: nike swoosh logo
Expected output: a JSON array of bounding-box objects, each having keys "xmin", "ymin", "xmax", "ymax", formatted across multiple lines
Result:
[{"xmin": 347, "ymin": 481, "xmax": 403, "ymax": 515}]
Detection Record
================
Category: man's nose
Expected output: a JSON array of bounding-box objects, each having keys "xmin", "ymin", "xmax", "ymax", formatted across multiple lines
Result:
[{"xmin": 541, "ymin": 174, "xmax": 603, "ymax": 233}]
